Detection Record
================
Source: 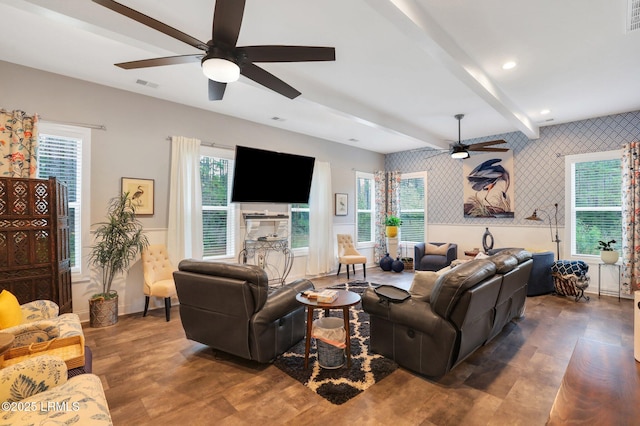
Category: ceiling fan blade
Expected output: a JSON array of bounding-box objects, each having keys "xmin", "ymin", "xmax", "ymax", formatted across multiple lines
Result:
[
  {"xmin": 92, "ymin": 0, "xmax": 207, "ymax": 50},
  {"xmin": 240, "ymin": 63, "xmax": 301, "ymax": 99},
  {"xmin": 208, "ymin": 79, "xmax": 227, "ymax": 101},
  {"xmin": 212, "ymin": 0, "xmax": 246, "ymax": 47},
  {"xmin": 237, "ymin": 46, "xmax": 336, "ymax": 63},
  {"xmin": 115, "ymin": 54, "xmax": 203, "ymax": 69},
  {"xmin": 467, "ymin": 139, "xmax": 507, "ymax": 149},
  {"xmin": 470, "ymin": 147, "xmax": 510, "ymax": 152}
]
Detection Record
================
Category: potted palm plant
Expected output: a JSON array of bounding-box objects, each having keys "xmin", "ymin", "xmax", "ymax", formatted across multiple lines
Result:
[
  {"xmin": 384, "ymin": 215, "xmax": 402, "ymax": 237},
  {"xmin": 597, "ymin": 239, "xmax": 619, "ymax": 264},
  {"xmin": 88, "ymin": 192, "xmax": 148, "ymax": 327}
]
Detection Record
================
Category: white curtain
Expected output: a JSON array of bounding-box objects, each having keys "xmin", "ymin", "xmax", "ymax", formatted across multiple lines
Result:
[
  {"xmin": 167, "ymin": 136, "xmax": 203, "ymax": 266},
  {"xmin": 306, "ymin": 161, "xmax": 334, "ymax": 276}
]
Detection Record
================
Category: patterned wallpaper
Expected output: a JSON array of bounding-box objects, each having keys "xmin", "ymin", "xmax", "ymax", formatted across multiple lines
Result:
[{"xmin": 385, "ymin": 110, "xmax": 640, "ymax": 226}]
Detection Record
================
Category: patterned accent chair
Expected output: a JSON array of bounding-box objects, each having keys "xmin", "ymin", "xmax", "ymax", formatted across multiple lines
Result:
[
  {"xmin": 2, "ymin": 300, "xmax": 83, "ymax": 348},
  {"xmin": 0, "ymin": 355, "xmax": 112, "ymax": 425},
  {"xmin": 551, "ymin": 260, "xmax": 590, "ymax": 302}
]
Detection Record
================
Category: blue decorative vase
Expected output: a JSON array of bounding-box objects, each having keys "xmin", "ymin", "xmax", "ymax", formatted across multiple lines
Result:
[
  {"xmin": 379, "ymin": 253, "xmax": 393, "ymax": 271},
  {"xmin": 392, "ymin": 257, "xmax": 405, "ymax": 273}
]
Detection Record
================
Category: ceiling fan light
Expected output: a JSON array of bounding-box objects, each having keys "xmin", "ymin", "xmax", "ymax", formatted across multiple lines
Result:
[
  {"xmin": 202, "ymin": 58, "xmax": 240, "ymax": 83},
  {"xmin": 451, "ymin": 146, "xmax": 470, "ymax": 159}
]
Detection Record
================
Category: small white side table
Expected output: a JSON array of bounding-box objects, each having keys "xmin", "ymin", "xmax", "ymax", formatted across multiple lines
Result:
[{"xmin": 598, "ymin": 262, "xmax": 621, "ymax": 301}]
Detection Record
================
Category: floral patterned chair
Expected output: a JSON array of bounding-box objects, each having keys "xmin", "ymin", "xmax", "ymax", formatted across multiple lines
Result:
[
  {"xmin": 0, "ymin": 355, "xmax": 112, "ymax": 425},
  {"xmin": 2, "ymin": 300, "xmax": 83, "ymax": 348}
]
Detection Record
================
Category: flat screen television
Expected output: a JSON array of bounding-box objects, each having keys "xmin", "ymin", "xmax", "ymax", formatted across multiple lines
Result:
[{"xmin": 231, "ymin": 145, "xmax": 315, "ymax": 203}]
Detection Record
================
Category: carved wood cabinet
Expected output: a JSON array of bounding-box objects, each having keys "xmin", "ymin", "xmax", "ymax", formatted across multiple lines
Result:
[{"xmin": 0, "ymin": 177, "xmax": 72, "ymax": 313}]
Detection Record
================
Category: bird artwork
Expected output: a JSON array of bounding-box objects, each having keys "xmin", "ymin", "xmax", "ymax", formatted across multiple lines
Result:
[
  {"xmin": 463, "ymin": 156, "xmax": 514, "ymax": 218},
  {"xmin": 131, "ymin": 185, "xmax": 144, "ymax": 206}
]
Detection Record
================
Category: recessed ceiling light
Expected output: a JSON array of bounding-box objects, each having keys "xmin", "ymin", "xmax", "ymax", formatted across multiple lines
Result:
[
  {"xmin": 540, "ymin": 109, "xmax": 551, "ymax": 115},
  {"xmin": 502, "ymin": 61, "xmax": 517, "ymax": 70}
]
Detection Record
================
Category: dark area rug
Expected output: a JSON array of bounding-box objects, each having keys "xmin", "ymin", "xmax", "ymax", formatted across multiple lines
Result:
[{"xmin": 273, "ymin": 281, "xmax": 398, "ymax": 405}]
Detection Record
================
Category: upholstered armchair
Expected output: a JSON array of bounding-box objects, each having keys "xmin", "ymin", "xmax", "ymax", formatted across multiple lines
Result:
[
  {"xmin": 174, "ymin": 260, "xmax": 314, "ymax": 363},
  {"xmin": 414, "ymin": 242, "xmax": 458, "ymax": 271},
  {"xmin": 0, "ymin": 355, "xmax": 112, "ymax": 425},
  {"xmin": 337, "ymin": 234, "xmax": 367, "ymax": 279},
  {"xmin": 142, "ymin": 244, "xmax": 178, "ymax": 321},
  {"xmin": 1, "ymin": 298, "xmax": 83, "ymax": 349}
]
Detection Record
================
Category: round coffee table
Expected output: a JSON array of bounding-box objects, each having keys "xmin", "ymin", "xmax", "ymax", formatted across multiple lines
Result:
[{"xmin": 296, "ymin": 289, "xmax": 361, "ymax": 369}]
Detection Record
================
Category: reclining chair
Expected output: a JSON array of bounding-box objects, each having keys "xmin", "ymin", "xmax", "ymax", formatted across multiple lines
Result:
[{"xmin": 173, "ymin": 260, "xmax": 314, "ymax": 363}]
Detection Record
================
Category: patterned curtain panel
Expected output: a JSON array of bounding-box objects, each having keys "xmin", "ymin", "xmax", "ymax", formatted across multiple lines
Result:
[
  {"xmin": 622, "ymin": 142, "xmax": 640, "ymax": 294},
  {"xmin": 373, "ymin": 170, "xmax": 401, "ymax": 262},
  {"xmin": 374, "ymin": 171, "xmax": 386, "ymax": 261},
  {"xmin": 0, "ymin": 109, "xmax": 38, "ymax": 177}
]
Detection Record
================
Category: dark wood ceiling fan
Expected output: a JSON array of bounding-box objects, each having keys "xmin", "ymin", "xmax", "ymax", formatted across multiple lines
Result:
[
  {"xmin": 92, "ymin": 0, "xmax": 336, "ymax": 100},
  {"xmin": 450, "ymin": 114, "xmax": 509, "ymax": 159}
]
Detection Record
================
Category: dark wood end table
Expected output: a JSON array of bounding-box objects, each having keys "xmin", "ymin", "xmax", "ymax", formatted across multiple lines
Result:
[{"xmin": 296, "ymin": 289, "xmax": 361, "ymax": 368}]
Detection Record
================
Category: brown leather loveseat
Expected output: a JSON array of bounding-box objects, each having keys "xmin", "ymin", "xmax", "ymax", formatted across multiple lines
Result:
[
  {"xmin": 174, "ymin": 260, "xmax": 314, "ymax": 363},
  {"xmin": 362, "ymin": 249, "xmax": 532, "ymax": 379}
]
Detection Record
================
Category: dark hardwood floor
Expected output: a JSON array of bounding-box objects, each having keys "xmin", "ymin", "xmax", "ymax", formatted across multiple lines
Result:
[{"xmin": 82, "ymin": 269, "xmax": 634, "ymax": 425}]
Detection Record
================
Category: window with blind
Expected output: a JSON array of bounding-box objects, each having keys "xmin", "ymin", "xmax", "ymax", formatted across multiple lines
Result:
[
  {"xmin": 200, "ymin": 152, "xmax": 235, "ymax": 258},
  {"xmin": 291, "ymin": 203, "xmax": 309, "ymax": 249},
  {"xmin": 400, "ymin": 172, "xmax": 426, "ymax": 243},
  {"xmin": 37, "ymin": 123, "xmax": 90, "ymax": 276},
  {"xmin": 567, "ymin": 150, "xmax": 622, "ymax": 256},
  {"xmin": 356, "ymin": 172, "xmax": 374, "ymax": 243}
]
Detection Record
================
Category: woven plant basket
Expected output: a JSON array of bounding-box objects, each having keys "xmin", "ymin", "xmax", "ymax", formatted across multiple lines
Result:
[
  {"xmin": 402, "ymin": 258, "xmax": 414, "ymax": 271},
  {"xmin": 89, "ymin": 292, "xmax": 118, "ymax": 327}
]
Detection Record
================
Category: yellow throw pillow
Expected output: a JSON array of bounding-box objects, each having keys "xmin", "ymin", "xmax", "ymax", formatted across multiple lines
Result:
[
  {"xmin": 0, "ymin": 289, "xmax": 23, "ymax": 329},
  {"xmin": 425, "ymin": 243, "xmax": 450, "ymax": 255}
]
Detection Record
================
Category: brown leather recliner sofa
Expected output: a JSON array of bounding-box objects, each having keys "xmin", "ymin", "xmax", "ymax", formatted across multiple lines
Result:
[
  {"xmin": 362, "ymin": 249, "xmax": 533, "ymax": 379},
  {"xmin": 173, "ymin": 260, "xmax": 314, "ymax": 363}
]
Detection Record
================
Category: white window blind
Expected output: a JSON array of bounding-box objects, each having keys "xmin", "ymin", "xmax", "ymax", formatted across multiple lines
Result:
[
  {"xmin": 400, "ymin": 173, "xmax": 426, "ymax": 243},
  {"xmin": 356, "ymin": 172, "xmax": 374, "ymax": 243},
  {"xmin": 570, "ymin": 155, "xmax": 622, "ymax": 256},
  {"xmin": 200, "ymin": 154, "xmax": 235, "ymax": 257},
  {"xmin": 37, "ymin": 133, "xmax": 83, "ymax": 270},
  {"xmin": 291, "ymin": 203, "xmax": 309, "ymax": 249}
]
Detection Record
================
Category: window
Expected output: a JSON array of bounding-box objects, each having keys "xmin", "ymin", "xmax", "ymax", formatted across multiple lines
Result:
[
  {"xmin": 566, "ymin": 150, "xmax": 622, "ymax": 257},
  {"xmin": 399, "ymin": 172, "xmax": 426, "ymax": 244},
  {"xmin": 200, "ymin": 147, "xmax": 235, "ymax": 258},
  {"xmin": 290, "ymin": 203, "xmax": 309, "ymax": 249},
  {"xmin": 37, "ymin": 123, "xmax": 90, "ymax": 278},
  {"xmin": 356, "ymin": 172, "xmax": 374, "ymax": 243}
]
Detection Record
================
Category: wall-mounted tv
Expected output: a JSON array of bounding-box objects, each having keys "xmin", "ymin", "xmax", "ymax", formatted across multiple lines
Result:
[{"xmin": 231, "ymin": 145, "xmax": 315, "ymax": 204}]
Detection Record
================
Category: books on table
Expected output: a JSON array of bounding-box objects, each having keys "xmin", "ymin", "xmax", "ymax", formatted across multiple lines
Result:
[{"xmin": 302, "ymin": 289, "xmax": 339, "ymax": 303}]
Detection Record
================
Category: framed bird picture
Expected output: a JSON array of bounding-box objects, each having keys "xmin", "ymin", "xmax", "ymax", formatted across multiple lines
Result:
[
  {"xmin": 462, "ymin": 151, "xmax": 514, "ymax": 218},
  {"xmin": 121, "ymin": 177, "xmax": 154, "ymax": 215}
]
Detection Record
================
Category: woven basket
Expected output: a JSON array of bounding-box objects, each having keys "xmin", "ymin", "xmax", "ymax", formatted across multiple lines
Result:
[
  {"xmin": 402, "ymin": 258, "xmax": 414, "ymax": 271},
  {"xmin": 0, "ymin": 335, "xmax": 85, "ymax": 370},
  {"xmin": 89, "ymin": 293, "xmax": 118, "ymax": 327}
]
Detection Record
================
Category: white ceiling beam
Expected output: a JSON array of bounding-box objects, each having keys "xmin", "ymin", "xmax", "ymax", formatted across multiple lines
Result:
[{"xmin": 366, "ymin": 0, "xmax": 540, "ymax": 139}]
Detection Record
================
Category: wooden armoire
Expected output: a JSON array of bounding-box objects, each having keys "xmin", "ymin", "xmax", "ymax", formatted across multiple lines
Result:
[{"xmin": 0, "ymin": 177, "xmax": 72, "ymax": 313}]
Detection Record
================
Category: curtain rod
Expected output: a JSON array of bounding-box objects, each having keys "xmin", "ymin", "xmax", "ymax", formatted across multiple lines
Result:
[
  {"xmin": 165, "ymin": 136, "xmax": 233, "ymax": 150},
  {"xmin": 40, "ymin": 118, "xmax": 106, "ymax": 131}
]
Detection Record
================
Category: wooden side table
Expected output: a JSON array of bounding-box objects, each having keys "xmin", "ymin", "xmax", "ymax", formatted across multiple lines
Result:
[{"xmin": 296, "ymin": 290, "xmax": 361, "ymax": 368}]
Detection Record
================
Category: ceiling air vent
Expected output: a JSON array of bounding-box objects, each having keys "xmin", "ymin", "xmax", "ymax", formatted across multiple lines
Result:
[
  {"xmin": 628, "ymin": 0, "xmax": 640, "ymax": 32},
  {"xmin": 135, "ymin": 79, "xmax": 159, "ymax": 89}
]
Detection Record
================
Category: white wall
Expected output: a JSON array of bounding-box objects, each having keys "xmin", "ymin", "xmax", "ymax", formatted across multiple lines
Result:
[{"xmin": 0, "ymin": 60, "xmax": 384, "ymax": 321}]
